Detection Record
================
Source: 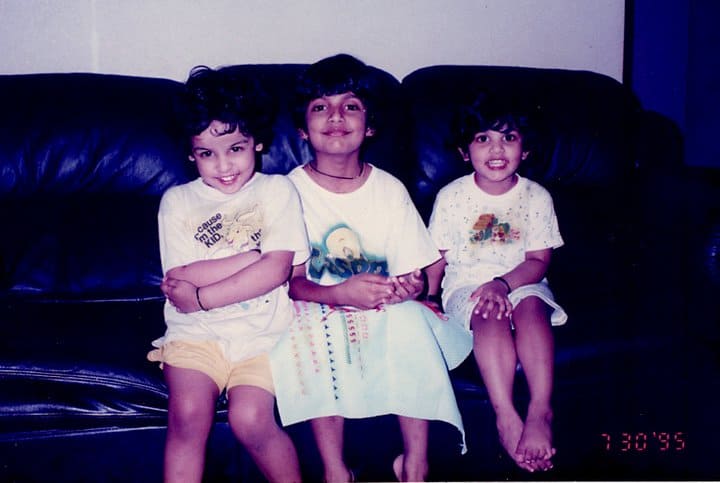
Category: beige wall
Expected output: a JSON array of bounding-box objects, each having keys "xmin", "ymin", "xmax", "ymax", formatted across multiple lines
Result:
[{"xmin": 0, "ymin": 0, "xmax": 624, "ymax": 81}]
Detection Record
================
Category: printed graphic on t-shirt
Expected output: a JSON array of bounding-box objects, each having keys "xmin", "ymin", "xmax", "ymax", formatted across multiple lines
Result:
[
  {"xmin": 308, "ymin": 224, "xmax": 388, "ymax": 281},
  {"xmin": 469, "ymin": 213, "xmax": 520, "ymax": 245},
  {"xmin": 193, "ymin": 204, "xmax": 263, "ymax": 254}
]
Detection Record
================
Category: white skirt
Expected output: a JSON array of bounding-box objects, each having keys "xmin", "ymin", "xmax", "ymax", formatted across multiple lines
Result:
[{"xmin": 270, "ymin": 299, "xmax": 472, "ymax": 454}]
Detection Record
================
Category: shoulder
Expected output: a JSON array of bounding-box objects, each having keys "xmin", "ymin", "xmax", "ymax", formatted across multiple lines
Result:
[
  {"xmin": 159, "ymin": 179, "xmax": 197, "ymax": 207},
  {"xmin": 436, "ymin": 174, "xmax": 473, "ymax": 198},
  {"xmin": 287, "ymin": 165, "xmax": 305, "ymax": 181},
  {"xmin": 286, "ymin": 165, "xmax": 311, "ymax": 190},
  {"xmin": 519, "ymin": 176, "xmax": 554, "ymax": 201},
  {"xmin": 368, "ymin": 165, "xmax": 410, "ymax": 194},
  {"xmin": 251, "ymin": 172, "xmax": 298, "ymax": 195}
]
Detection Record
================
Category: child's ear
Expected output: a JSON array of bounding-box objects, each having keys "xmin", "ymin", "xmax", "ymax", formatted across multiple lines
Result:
[
  {"xmin": 365, "ymin": 127, "xmax": 375, "ymax": 137},
  {"xmin": 188, "ymin": 155, "xmax": 195, "ymax": 162},
  {"xmin": 522, "ymin": 151, "xmax": 529, "ymax": 160},
  {"xmin": 457, "ymin": 147, "xmax": 470, "ymax": 162},
  {"xmin": 255, "ymin": 143, "xmax": 264, "ymax": 152},
  {"xmin": 297, "ymin": 129, "xmax": 308, "ymax": 140}
]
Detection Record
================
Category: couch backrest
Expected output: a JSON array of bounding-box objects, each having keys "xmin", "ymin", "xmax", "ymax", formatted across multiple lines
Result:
[
  {"xmin": 0, "ymin": 66, "xmax": 405, "ymax": 301},
  {"xmin": 0, "ymin": 65, "xmax": 644, "ymax": 304},
  {"xmin": 0, "ymin": 73, "xmax": 190, "ymax": 300},
  {"xmin": 401, "ymin": 65, "xmax": 642, "ymax": 218},
  {"xmin": 221, "ymin": 64, "xmax": 407, "ymax": 180},
  {"xmin": 401, "ymin": 66, "xmax": 645, "ymax": 320}
]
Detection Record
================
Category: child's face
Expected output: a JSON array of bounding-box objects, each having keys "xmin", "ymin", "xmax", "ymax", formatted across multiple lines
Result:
[
  {"xmin": 302, "ymin": 92, "xmax": 374, "ymax": 159},
  {"xmin": 463, "ymin": 128, "xmax": 528, "ymax": 194},
  {"xmin": 190, "ymin": 120, "xmax": 262, "ymax": 195}
]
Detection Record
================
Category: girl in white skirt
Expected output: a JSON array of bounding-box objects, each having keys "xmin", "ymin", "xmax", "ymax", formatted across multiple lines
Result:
[{"xmin": 270, "ymin": 54, "xmax": 472, "ymax": 482}]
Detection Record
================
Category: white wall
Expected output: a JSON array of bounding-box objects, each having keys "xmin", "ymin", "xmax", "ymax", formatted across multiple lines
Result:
[{"xmin": 0, "ymin": 0, "xmax": 624, "ymax": 82}]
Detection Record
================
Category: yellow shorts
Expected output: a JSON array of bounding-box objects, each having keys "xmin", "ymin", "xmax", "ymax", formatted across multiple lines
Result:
[{"xmin": 147, "ymin": 340, "xmax": 275, "ymax": 395}]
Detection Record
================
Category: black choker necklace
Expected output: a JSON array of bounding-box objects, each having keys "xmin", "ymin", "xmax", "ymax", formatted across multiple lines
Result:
[{"xmin": 308, "ymin": 162, "xmax": 364, "ymax": 180}]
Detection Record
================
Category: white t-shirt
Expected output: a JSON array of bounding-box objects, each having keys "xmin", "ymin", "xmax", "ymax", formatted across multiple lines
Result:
[
  {"xmin": 428, "ymin": 174, "xmax": 563, "ymax": 300},
  {"xmin": 288, "ymin": 164, "xmax": 439, "ymax": 285},
  {"xmin": 154, "ymin": 173, "xmax": 310, "ymax": 362}
]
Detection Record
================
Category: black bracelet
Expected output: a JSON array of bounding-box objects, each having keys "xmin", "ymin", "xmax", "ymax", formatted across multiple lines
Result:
[
  {"xmin": 493, "ymin": 276, "xmax": 512, "ymax": 294},
  {"xmin": 196, "ymin": 287, "xmax": 209, "ymax": 311},
  {"xmin": 425, "ymin": 293, "xmax": 443, "ymax": 305}
]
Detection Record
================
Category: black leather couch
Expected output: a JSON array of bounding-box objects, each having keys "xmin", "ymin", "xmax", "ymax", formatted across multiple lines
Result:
[{"xmin": 1, "ymin": 63, "xmax": 718, "ymax": 482}]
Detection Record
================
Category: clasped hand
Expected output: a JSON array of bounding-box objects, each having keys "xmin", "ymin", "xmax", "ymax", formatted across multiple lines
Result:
[{"xmin": 339, "ymin": 269, "xmax": 424, "ymax": 310}]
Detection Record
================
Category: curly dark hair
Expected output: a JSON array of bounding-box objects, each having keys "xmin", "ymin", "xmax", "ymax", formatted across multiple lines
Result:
[
  {"xmin": 179, "ymin": 65, "xmax": 275, "ymax": 154},
  {"xmin": 292, "ymin": 54, "xmax": 379, "ymax": 132},
  {"xmin": 453, "ymin": 90, "xmax": 538, "ymax": 156}
]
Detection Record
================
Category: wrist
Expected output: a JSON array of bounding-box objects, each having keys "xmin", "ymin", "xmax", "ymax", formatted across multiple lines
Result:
[
  {"xmin": 424, "ymin": 293, "xmax": 442, "ymax": 305},
  {"xmin": 492, "ymin": 276, "xmax": 512, "ymax": 294},
  {"xmin": 196, "ymin": 286, "xmax": 209, "ymax": 311}
]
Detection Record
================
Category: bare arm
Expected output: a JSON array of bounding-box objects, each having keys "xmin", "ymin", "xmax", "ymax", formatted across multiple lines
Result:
[
  {"xmin": 500, "ymin": 248, "xmax": 552, "ymax": 290},
  {"xmin": 288, "ymin": 263, "xmax": 396, "ymax": 310},
  {"xmin": 163, "ymin": 250, "xmax": 293, "ymax": 312},
  {"xmin": 165, "ymin": 250, "xmax": 261, "ymax": 287},
  {"xmin": 424, "ymin": 251, "xmax": 448, "ymax": 296}
]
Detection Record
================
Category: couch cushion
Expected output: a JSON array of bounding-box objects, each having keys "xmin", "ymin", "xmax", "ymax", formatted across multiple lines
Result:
[{"xmin": 0, "ymin": 74, "xmax": 192, "ymax": 300}]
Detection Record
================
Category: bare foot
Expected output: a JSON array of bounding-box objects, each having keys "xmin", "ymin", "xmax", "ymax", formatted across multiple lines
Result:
[
  {"xmin": 516, "ymin": 408, "xmax": 556, "ymax": 471},
  {"xmin": 495, "ymin": 409, "xmax": 535, "ymax": 472},
  {"xmin": 323, "ymin": 465, "xmax": 354, "ymax": 482},
  {"xmin": 393, "ymin": 455, "xmax": 403, "ymax": 481},
  {"xmin": 392, "ymin": 454, "xmax": 428, "ymax": 482}
]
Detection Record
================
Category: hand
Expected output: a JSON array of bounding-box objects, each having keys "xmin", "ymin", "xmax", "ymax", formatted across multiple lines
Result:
[
  {"xmin": 161, "ymin": 276, "xmax": 202, "ymax": 313},
  {"xmin": 386, "ymin": 269, "xmax": 424, "ymax": 304},
  {"xmin": 470, "ymin": 279, "xmax": 513, "ymax": 320},
  {"xmin": 336, "ymin": 273, "xmax": 395, "ymax": 310}
]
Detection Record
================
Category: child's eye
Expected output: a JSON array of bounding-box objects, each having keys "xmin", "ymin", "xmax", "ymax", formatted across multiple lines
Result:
[
  {"xmin": 504, "ymin": 134, "xmax": 517, "ymax": 142},
  {"xmin": 310, "ymin": 104, "xmax": 327, "ymax": 112},
  {"xmin": 344, "ymin": 103, "xmax": 363, "ymax": 112},
  {"xmin": 198, "ymin": 150, "xmax": 212, "ymax": 158},
  {"xmin": 230, "ymin": 146, "xmax": 244, "ymax": 153},
  {"xmin": 475, "ymin": 134, "xmax": 489, "ymax": 143}
]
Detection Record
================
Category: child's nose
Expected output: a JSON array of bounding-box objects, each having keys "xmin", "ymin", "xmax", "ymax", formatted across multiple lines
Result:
[
  {"xmin": 328, "ymin": 105, "xmax": 344, "ymax": 121},
  {"xmin": 490, "ymin": 141, "xmax": 504, "ymax": 153},
  {"xmin": 217, "ymin": 155, "xmax": 232, "ymax": 172}
]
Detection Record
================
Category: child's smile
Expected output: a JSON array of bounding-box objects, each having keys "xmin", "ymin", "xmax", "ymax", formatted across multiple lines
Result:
[{"xmin": 487, "ymin": 158, "xmax": 510, "ymax": 169}]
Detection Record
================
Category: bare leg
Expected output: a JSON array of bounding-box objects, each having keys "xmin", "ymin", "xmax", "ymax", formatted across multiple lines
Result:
[
  {"xmin": 394, "ymin": 416, "xmax": 429, "ymax": 481},
  {"xmin": 163, "ymin": 365, "xmax": 219, "ymax": 483},
  {"xmin": 512, "ymin": 297, "xmax": 556, "ymax": 471},
  {"xmin": 470, "ymin": 308, "xmax": 534, "ymax": 472},
  {"xmin": 227, "ymin": 385, "xmax": 301, "ymax": 483},
  {"xmin": 311, "ymin": 416, "xmax": 353, "ymax": 482}
]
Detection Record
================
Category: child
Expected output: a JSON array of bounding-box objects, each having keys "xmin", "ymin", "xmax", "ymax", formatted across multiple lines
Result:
[
  {"xmin": 147, "ymin": 66, "xmax": 308, "ymax": 483},
  {"xmin": 426, "ymin": 92, "xmax": 568, "ymax": 473},
  {"xmin": 269, "ymin": 54, "xmax": 472, "ymax": 482}
]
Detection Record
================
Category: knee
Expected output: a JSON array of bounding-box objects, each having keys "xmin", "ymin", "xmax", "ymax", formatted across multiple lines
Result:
[
  {"xmin": 228, "ymin": 399, "xmax": 275, "ymax": 444},
  {"xmin": 512, "ymin": 297, "xmax": 551, "ymax": 329},
  {"xmin": 168, "ymin": 396, "xmax": 215, "ymax": 439}
]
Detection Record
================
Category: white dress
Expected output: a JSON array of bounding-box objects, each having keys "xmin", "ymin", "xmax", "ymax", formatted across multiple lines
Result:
[{"xmin": 270, "ymin": 165, "xmax": 472, "ymax": 453}]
